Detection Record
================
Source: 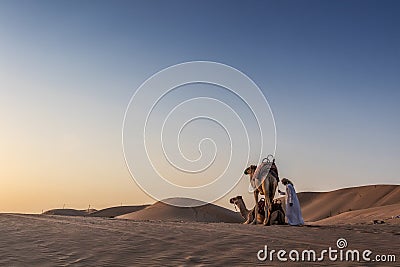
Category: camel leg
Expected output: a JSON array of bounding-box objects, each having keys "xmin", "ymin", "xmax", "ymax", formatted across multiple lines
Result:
[
  {"xmin": 264, "ymin": 179, "xmax": 278, "ymax": 226},
  {"xmin": 244, "ymin": 209, "xmax": 253, "ymax": 224},
  {"xmin": 251, "ymin": 191, "xmax": 258, "ymax": 224},
  {"xmin": 264, "ymin": 196, "xmax": 272, "ymax": 226}
]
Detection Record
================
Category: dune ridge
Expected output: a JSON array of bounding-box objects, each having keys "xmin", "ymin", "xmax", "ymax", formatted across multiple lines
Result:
[
  {"xmin": 43, "ymin": 209, "xmax": 92, "ymax": 216},
  {"xmin": 117, "ymin": 198, "xmax": 243, "ymax": 223},
  {"xmin": 42, "ymin": 185, "xmax": 400, "ymax": 225},
  {"xmin": 298, "ymin": 185, "xmax": 400, "ymax": 222},
  {"xmin": 88, "ymin": 205, "xmax": 149, "ymax": 218}
]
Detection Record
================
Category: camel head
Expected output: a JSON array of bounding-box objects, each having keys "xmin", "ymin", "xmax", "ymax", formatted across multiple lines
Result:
[
  {"xmin": 244, "ymin": 165, "xmax": 257, "ymax": 178},
  {"xmin": 229, "ymin": 195, "xmax": 243, "ymax": 204}
]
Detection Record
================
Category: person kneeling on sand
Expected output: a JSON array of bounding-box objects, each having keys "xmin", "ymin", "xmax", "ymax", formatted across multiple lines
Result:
[{"xmin": 278, "ymin": 178, "xmax": 304, "ymax": 226}]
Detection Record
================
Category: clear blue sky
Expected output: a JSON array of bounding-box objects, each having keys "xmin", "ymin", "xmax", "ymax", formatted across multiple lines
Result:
[{"xmin": 0, "ymin": 0, "xmax": 399, "ymax": 212}]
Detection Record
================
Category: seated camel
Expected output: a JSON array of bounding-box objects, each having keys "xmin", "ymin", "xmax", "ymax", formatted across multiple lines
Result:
[{"xmin": 230, "ymin": 196, "xmax": 285, "ymax": 225}]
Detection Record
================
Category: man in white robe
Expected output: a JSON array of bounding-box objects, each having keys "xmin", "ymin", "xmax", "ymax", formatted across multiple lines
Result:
[{"xmin": 278, "ymin": 178, "xmax": 304, "ymax": 226}]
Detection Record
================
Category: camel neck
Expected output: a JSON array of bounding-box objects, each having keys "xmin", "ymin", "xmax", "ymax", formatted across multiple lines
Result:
[{"xmin": 236, "ymin": 199, "xmax": 250, "ymax": 219}]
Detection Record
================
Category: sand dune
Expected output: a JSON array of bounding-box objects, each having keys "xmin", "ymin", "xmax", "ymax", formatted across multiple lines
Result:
[
  {"xmin": 89, "ymin": 205, "xmax": 149, "ymax": 218},
  {"xmin": 297, "ymin": 185, "xmax": 400, "ymax": 222},
  {"xmin": 43, "ymin": 209, "xmax": 89, "ymax": 216},
  {"xmin": 313, "ymin": 203, "xmax": 400, "ymax": 225},
  {"xmin": 118, "ymin": 198, "xmax": 244, "ymax": 223},
  {"xmin": 42, "ymin": 185, "xmax": 399, "ymax": 225}
]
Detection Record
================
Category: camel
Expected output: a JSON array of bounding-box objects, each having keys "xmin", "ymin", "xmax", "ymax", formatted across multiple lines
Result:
[
  {"xmin": 230, "ymin": 196, "xmax": 285, "ymax": 225},
  {"xmin": 244, "ymin": 158, "xmax": 279, "ymax": 225},
  {"xmin": 229, "ymin": 196, "xmax": 263, "ymax": 224}
]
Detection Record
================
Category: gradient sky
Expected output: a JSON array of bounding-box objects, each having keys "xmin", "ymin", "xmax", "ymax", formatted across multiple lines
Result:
[{"xmin": 0, "ymin": 0, "xmax": 399, "ymax": 213}]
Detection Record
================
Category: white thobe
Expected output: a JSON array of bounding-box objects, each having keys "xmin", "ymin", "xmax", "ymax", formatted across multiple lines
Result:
[{"xmin": 282, "ymin": 184, "xmax": 304, "ymax": 226}]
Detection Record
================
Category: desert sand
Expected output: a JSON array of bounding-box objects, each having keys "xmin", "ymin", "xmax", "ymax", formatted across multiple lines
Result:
[
  {"xmin": 1, "ymin": 185, "xmax": 399, "ymax": 266},
  {"xmin": 0, "ymin": 214, "xmax": 398, "ymax": 266}
]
